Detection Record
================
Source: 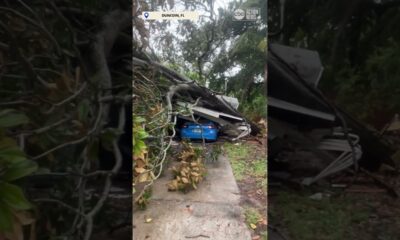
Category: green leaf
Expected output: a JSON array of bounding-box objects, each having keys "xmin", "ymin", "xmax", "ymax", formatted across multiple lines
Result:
[
  {"xmin": 100, "ymin": 128, "xmax": 123, "ymax": 151},
  {"xmin": 87, "ymin": 139, "xmax": 99, "ymax": 162},
  {"xmin": 0, "ymin": 182, "xmax": 32, "ymax": 210},
  {"xmin": 77, "ymin": 100, "xmax": 90, "ymax": 122},
  {"xmin": 0, "ymin": 138, "xmax": 26, "ymax": 164},
  {"xmin": 33, "ymin": 167, "xmax": 51, "ymax": 174},
  {"xmin": 257, "ymin": 39, "xmax": 267, "ymax": 52},
  {"xmin": 134, "ymin": 140, "xmax": 146, "ymax": 156},
  {"xmin": 136, "ymin": 129, "xmax": 149, "ymax": 140},
  {"xmin": 0, "ymin": 137, "xmax": 18, "ymax": 149},
  {"xmin": 2, "ymin": 160, "xmax": 38, "ymax": 181},
  {"xmin": 134, "ymin": 116, "xmax": 146, "ymax": 124},
  {"xmin": 0, "ymin": 110, "xmax": 29, "ymax": 128},
  {"xmin": 0, "ymin": 202, "xmax": 13, "ymax": 232},
  {"xmin": 0, "ymin": 148, "xmax": 26, "ymax": 164}
]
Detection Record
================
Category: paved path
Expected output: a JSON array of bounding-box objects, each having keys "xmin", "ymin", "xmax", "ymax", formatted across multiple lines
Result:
[{"xmin": 133, "ymin": 155, "xmax": 252, "ymax": 240}]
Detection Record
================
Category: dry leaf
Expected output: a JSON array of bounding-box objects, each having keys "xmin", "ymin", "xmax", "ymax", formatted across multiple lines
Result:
[
  {"xmin": 250, "ymin": 223, "xmax": 257, "ymax": 230},
  {"xmin": 190, "ymin": 162, "xmax": 198, "ymax": 167},
  {"xmin": 137, "ymin": 172, "xmax": 151, "ymax": 183},
  {"xmin": 135, "ymin": 167, "xmax": 146, "ymax": 174},
  {"xmin": 5, "ymin": 219, "xmax": 23, "ymax": 240},
  {"xmin": 181, "ymin": 177, "xmax": 189, "ymax": 184},
  {"xmin": 180, "ymin": 170, "xmax": 186, "ymax": 177},
  {"xmin": 134, "ymin": 157, "xmax": 147, "ymax": 168},
  {"xmin": 14, "ymin": 211, "xmax": 35, "ymax": 226},
  {"xmin": 258, "ymin": 218, "xmax": 267, "ymax": 225}
]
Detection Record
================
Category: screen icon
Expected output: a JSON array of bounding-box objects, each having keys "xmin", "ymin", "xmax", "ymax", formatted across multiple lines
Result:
[
  {"xmin": 233, "ymin": 8, "xmax": 260, "ymax": 21},
  {"xmin": 233, "ymin": 9, "xmax": 245, "ymax": 20},
  {"xmin": 246, "ymin": 8, "xmax": 259, "ymax": 20}
]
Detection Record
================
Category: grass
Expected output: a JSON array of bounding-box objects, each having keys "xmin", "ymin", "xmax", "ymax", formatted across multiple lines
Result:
[
  {"xmin": 270, "ymin": 191, "xmax": 371, "ymax": 240},
  {"xmin": 224, "ymin": 143, "xmax": 250, "ymax": 180},
  {"xmin": 244, "ymin": 206, "xmax": 268, "ymax": 240},
  {"xmin": 223, "ymin": 142, "xmax": 266, "ymax": 181},
  {"xmin": 252, "ymin": 159, "xmax": 266, "ymax": 177},
  {"xmin": 136, "ymin": 188, "xmax": 152, "ymax": 209},
  {"xmin": 258, "ymin": 178, "xmax": 268, "ymax": 192},
  {"xmin": 244, "ymin": 207, "xmax": 262, "ymax": 226},
  {"xmin": 224, "ymin": 142, "xmax": 267, "ymax": 238},
  {"xmin": 260, "ymin": 231, "xmax": 267, "ymax": 240}
]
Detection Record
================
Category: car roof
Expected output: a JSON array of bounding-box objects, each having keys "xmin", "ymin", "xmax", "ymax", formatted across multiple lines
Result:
[{"xmin": 184, "ymin": 121, "xmax": 214, "ymax": 125}]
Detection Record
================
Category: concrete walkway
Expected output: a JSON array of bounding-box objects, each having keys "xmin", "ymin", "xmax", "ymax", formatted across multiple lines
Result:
[{"xmin": 133, "ymin": 155, "xmax": 252, "ymax": 240}]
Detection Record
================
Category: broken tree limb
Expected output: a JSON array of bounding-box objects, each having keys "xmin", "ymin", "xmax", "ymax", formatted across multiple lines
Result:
[
  {"xmin": 185, "ymin": 234, "xmax": 210, "ymax": 239},
  {"xmin": 133, "ymin": 54, "xmax": 261, "ymax": 135}
]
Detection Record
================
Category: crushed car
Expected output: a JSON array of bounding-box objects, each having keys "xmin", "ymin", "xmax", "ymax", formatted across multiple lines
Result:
[{"xmin": 180, "ymin": 120, "xmax": 219, "ymax": 141}]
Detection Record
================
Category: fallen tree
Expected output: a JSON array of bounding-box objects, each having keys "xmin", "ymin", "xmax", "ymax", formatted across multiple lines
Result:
[{"xmin": 132, "ymin": 51, "xmax": 261, "ymax": 204}]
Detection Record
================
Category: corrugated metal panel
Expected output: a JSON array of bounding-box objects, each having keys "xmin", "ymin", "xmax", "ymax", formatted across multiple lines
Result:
[{"xmin": 268, "ymin": 97, "xmax": 335, "ymax": 121}]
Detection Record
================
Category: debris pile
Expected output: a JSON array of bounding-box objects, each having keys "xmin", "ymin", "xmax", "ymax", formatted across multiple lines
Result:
[
  {"xmin": 132, "ymin": 56, "xmax": 260, "ymax": 142},
  {"xmin": 132, "ymin": 54, "xmax": 259, "ymax": 202},
  {"xmin": 268, "ymin": 43, "xmax": 396, "ymax": 188},
  {"xmin": 167, "ymin": 144, "xmax": 206, "ymax": 192}
]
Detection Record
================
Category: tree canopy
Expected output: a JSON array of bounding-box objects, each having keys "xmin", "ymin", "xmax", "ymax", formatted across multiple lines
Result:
[
  {"xmin": 146, "ymin": 0, "xmax": 267, "ymax": 119},
  {"xmin": 268, "ymin": 0, "xmax": 400, "ymax": 128}
]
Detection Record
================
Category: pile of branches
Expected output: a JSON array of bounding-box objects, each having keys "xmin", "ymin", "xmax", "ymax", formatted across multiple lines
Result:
[
  {"xmin": 1, "ymin": 1, "xmax": 132, "ymax": 239},
  {"xmin": 167, "ymin": 143, "xmax": 207, "ymax": 192}
]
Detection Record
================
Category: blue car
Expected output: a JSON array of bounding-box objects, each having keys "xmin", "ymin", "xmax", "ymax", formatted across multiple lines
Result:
[{"xmin": 180, "ymin": 121, "xmax": 218, "ymax": 141}]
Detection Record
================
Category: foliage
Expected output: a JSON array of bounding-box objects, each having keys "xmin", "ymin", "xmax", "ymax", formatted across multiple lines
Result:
[
  {"xmin": 268, "ymin": 0, "xmax": 400, "ymax": 128},
  {"xmin": 335, "ymin": 40, "xmax": 400, "ymax": 125},
  {"xmin": 136, "ymin": 189, "xmax": 152, "ymax": 210},
  {"xmin": 239, "ymin": 93, "xmax": 267, "ymax": 121},
  {"xmin": 209, "ymin": 144, "xmax": 222, "ymax": 162},
  {"xmin": 1, "ymin": 0, "xmax": 132, "ymax": 238},
  {"xmin": 132, "ymin": 64, "xmax": 176, "ymax": 201},
  {"xmin": 167, "ymin": 143, "xmax": 206, "ymax": 192},
  {"xmin": 133, "ymin": 117, "xmax": 149, "ymax": 157},
  {"xmin": 244, "ymin": 207, "xmax": 263, "ymax": 229},
  {"xmin": 0, "ymin": 110, "xmax": 37, "ymax": 238},
  {"xmin": 133, "ymin": 115, "xmax": 155, "ymax": 193},
  {"xmin": 149, "ymin": 0, "xmax": 267, "ymax": 119}
]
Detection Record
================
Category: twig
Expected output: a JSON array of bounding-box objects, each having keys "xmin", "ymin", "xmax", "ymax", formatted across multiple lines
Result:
[
  {"xmin": 44, "ymin": 82, "xmax": 87, "ymax": 114},
  {"xmin": 33, "ymin": 198, "xmax": 85, "ymax": 218},
  {"xmin": 14, "ymin": 117, "xmax": 71, "ymax": 136},
  {"xmin": 0, "ymin": 100, "xmax": 36, "ymax": 107},
  {"xmin": 31, "ymin": 134, "xmax": 88, "ymax": 160},
  {"xmin": 0, "ymin": 7, "xmax": 61, "ymax": 54},
  {"xmin": 32, "ymin": 98, "xmax": 102, "ymax": 160},
  {"xmin": 83, "ymin": 105, "xmax": 126, "ymax": 240},
  {"xmin": 185, "ymin": 234, "xmax": 210, "ymax": 239},
  {"xmin": 18, "ymin": 134, "xmax": 25, "ymax": 151},
  {"xmin": 134, "ymin": 114, "xmax": 177, "ymax": 202}
]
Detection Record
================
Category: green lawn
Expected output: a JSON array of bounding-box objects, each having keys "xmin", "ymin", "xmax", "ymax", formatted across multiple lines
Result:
[{"xmin": 270, "ymin": 191, "xmax": 371, "ymax": 240}]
